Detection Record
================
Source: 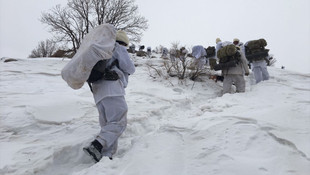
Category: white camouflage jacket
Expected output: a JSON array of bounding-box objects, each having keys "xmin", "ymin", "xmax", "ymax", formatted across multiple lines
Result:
[{"xmin": 92, "ymin": 43, "xmax": 135, "ymax": 104}]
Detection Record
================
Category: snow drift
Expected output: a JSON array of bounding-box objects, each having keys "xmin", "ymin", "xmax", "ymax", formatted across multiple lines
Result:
[{"xmin": 0, "ymin": 55, "xmax": 309, "ymax": 175}]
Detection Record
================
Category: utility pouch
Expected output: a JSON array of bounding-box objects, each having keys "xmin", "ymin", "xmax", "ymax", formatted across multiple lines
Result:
[{"xmin": 103, "ymin": 70, "xmax": 119, "ymax": 80}]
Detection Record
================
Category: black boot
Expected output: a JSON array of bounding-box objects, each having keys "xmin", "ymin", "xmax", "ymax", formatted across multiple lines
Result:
[{"xmin": 83, "ymin": 140, "xmax": 103, "ymax": 162}]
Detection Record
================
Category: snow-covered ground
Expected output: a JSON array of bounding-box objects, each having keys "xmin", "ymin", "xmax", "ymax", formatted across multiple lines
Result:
[{"xmin": 0, "ymin": 55, "xmax": 309, "ymax": 175}]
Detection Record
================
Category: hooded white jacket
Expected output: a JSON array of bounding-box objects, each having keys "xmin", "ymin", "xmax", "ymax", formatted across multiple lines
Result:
[
  {"xmin": 92, "ymin": 43, "xmax": 135, "ymax": 104},
  {"xmin": 192, "ymin": 45, "xmax": 206, "ymax": 59}
]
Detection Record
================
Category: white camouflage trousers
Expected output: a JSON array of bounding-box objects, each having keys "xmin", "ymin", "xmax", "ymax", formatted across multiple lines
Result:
[
  {"xmin": 96, "ymin": 96, "xmax": 128, "ymax": 158},
  {"xmin": 252, "ymin": 60, "xmax": 269, "ymax": 84},
  {"xmin": 223, "ymin": 74, "xmax": 246, "ymax": 94}
]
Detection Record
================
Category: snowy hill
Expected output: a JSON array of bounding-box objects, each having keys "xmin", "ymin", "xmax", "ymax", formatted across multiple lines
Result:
[{"xmin": 0, "ymin": 56, "xmax": 309, "ymax": 175}]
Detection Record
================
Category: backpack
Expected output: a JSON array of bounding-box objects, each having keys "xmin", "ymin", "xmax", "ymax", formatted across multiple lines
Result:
[
  {"xmin": 213, "ymin": 44, "xmax": 241, "ymax": 71},
  {"xmin": 217, "ymin": 44, "xmax": 240, "ymax": 63},
  {"xmin": 139, "ymin": 45, "xmax": 145, "ymax": 50},
  {"xmin": 245, "ymin": 38, "xmax": 269, "ymax": 62},
  {"xmin": 87, "ymin": 59, "xmax": 120, "ymax": 92},
  {"xmin": 209, "ymin": 58, "xmax": 217, "ymax": 70},
  {"xmin": 87, "ymin": 60, "xmax": 107, "ymax": 83},
  {"xmin": 87, "ymin": 59, "xmax": 119, "ymax": 83},
  {"xmin": 205, "ymin": 46, "xmax": 216, "ymax": 58}
]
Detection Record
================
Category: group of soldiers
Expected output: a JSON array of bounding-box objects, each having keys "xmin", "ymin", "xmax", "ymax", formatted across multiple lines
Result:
[
  {"xmin": 130, "ymin": 37, "xmax": 271, "ymax": 95},
  {"xmin": 179, "ymin": 38, "xmax": 270, "ymax": 94},
  {"xmin": 215, "ymin": 38, "xmax": 270, "ymax": 94},
  {"xmin": 128, "ymin": 44, "xmax": 152, "ymax": 58}
]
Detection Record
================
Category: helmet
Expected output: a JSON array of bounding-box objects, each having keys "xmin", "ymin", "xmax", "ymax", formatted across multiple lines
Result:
[{"xmin": 116, "ymin": 30, "xmax": 129, "ymax": 46}]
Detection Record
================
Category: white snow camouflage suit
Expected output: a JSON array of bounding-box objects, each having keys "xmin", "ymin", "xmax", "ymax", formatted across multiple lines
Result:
[{"xmin": 91, "ymin": 42, "xmax": 135, "ymax": 158}]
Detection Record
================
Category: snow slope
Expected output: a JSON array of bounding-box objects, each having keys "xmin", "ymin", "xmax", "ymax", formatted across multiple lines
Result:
[{"xmin": 0, "ymin": 56, "xmax": 309, "ymax": 175}]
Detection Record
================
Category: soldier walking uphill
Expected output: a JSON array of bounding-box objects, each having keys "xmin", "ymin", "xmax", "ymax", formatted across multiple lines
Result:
[
  {"xmin": 214, "ymin": 38, "xmax": 249, "ymax": 94},
  {"xmin": 244, "ymin": 38, "xmax": 270, "ymax": 84},
  {"xmin": 84, "ymin": 30, "xmax": 135, "ymax": 162}
]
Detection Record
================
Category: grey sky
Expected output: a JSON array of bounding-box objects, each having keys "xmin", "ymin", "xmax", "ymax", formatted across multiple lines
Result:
[
  {"xmin": 0, "ymin": 0, "xmax": 309, "ymax": 73},
  {"xmin": 0, "ymin": 0, "xmax": 67, "ymax": 58}
]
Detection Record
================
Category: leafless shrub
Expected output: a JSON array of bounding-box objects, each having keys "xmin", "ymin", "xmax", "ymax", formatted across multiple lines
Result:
[
  {"xmin": 268, "ymin": 55, "xmax": 277, "ymax": 67},
  {"xmin": 154, "ymin": 45, "xmax": 164, "ymax": 54},
  {"xmin": 28, "ymin": 39, "xmax": 58, "ymax": 58},
  {"xmin": 147, "ymin": 64, "xmax": 163, "ymax": 77},
  {"xmin": 52, "ymin": 49, "xmax": 75, "ymax": 58},
  {"xmin": 148, "ymin": 42, "xmax": 209, "ymax": 84}
]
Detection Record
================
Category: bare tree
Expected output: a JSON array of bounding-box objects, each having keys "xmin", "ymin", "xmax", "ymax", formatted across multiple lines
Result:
[
  {"xmin": 170, "ymin": 41, "xmax": 180, "ymax": 52},
  {"xmin": 41, "ymin": 0, "xmax": 148, "ymax": 53},
  {"xmin": 29, "ymin": 39, "xmax": 58, "ymax": 58},
  {"xmin": 41, "ymin": 5, "xmax": 81, "ymax": 53}
]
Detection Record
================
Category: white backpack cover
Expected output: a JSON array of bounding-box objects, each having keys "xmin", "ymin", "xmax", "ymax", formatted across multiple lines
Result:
[
  {"xmin": 192, "ymin": 45, "xmax": 206, "ymax": 59},
  {"xmin": 61, "ymin": 24, "xmax": 116, "ymax": 89}
]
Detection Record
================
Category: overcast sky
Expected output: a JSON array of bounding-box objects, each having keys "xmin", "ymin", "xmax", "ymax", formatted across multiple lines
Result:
[{"xmin": 0, "ymin": 0, "xmax": 309, "ymax": 73}]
